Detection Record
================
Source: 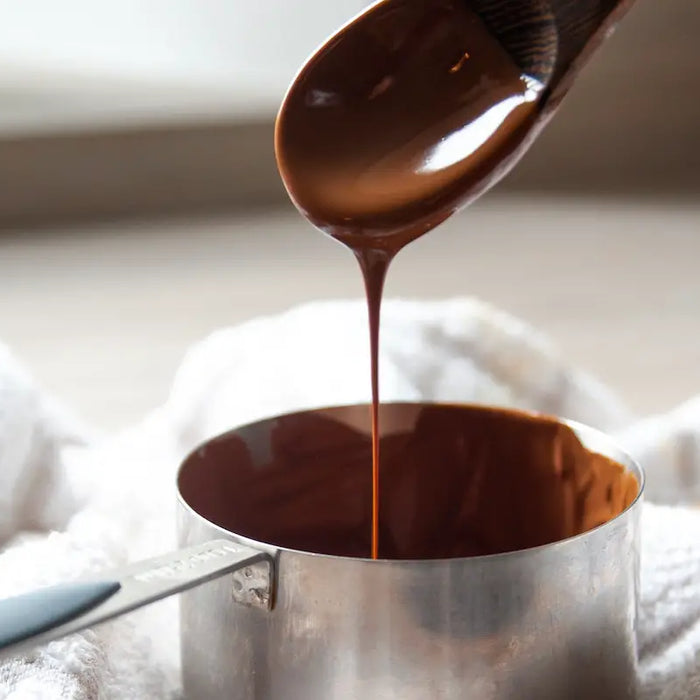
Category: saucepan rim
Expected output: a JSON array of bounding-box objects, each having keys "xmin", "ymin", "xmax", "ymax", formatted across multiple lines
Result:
[{"xmin": 176, "ymin": 401, "xmax": 645, "ymax": 565}]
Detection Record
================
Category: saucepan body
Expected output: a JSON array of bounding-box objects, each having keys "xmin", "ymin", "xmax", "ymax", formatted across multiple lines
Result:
[{"xmin": 177, "ymin": 402, "xmax": 643, "ymax": 700}]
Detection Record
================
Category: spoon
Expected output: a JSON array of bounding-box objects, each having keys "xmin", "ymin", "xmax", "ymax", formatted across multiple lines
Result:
[
  {"xmin": 275, "ymin": 0, "xmax": 635, "ymax": 247},
  {"xmin": 274, "ymin": 0, "xmax": 636, "ymax": 561}
]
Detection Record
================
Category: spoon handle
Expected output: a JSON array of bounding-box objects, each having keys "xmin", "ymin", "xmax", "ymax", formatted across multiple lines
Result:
[
  {"xmin": 472, "ymin": 0, "xmax": 633, "ymax": 86},
  {"xmin": 548, "ymin": 0, "xmax": 627, "ymax": 78},
  {"xmin": 0, "ymin": 539, "xmax": 272, "ymax": 659}
]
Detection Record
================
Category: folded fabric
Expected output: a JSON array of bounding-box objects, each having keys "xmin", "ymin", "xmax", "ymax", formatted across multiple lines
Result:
[
  {"xmin": 0, "ymin": 342, "xmax": 86, "ymax": 545},
  {"xmin": 0, "ymin": 298, "xmax": 698, "ymax": 698}
]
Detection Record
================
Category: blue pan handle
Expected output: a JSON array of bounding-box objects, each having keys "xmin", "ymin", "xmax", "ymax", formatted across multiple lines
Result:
[{"xmin": 0, "ymin": 540, "xmax": 273, "ymax": 658}]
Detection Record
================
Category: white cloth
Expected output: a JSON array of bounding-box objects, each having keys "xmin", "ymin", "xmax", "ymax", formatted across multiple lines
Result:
[{"xmin": 0, "ymin": 298, "xmax": 698, "ymax": 699}]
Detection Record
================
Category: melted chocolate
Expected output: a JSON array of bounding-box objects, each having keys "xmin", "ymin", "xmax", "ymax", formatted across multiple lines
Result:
[
  {"xmin": 179, "ymin": 404, "xmax": 639, "ymax": 560},
  {"xmin": 274, "ymin": 0, "xmax": 636, "ymax": 559}
]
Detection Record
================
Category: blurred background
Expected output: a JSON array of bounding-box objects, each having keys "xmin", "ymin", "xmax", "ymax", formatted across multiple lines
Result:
[{"xmin": 1, "ymin": 0, "xmax": 699, "ymax": 429}]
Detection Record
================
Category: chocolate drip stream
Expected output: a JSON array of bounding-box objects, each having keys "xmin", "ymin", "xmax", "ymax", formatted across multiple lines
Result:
[{"xmin": 356, "ymin": 248, "xmax": 392, "ymax": 559}]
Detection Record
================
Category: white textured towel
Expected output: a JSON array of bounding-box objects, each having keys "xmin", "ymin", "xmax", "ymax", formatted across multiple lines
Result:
[{"xmin": 0, "ymin": 298, "xmax": 699, "ymax": 699}]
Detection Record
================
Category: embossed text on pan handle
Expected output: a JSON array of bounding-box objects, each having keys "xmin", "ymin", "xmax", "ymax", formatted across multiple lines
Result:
[{"xmin": 0, "ymin": 539, "xmax": 273, "ymax": 659}]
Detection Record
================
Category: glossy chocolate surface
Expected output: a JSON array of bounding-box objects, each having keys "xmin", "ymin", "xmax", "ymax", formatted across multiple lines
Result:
[{"xmin": 179, "ymin": 404, "xmax": 639, "ymax": 559}]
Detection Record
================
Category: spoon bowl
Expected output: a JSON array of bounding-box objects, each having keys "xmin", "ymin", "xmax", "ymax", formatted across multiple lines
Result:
[{"xmin": 275, "ymin": 0, "xmax": 635, "ymax": 246}]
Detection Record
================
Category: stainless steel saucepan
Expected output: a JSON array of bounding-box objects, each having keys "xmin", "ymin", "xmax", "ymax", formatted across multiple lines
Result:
[{"xmin": 0, "ymin": 403, "xmax": 644, "ymax": 699}]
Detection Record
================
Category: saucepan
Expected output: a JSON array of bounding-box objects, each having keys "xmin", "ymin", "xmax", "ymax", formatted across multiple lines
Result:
[{"xmin": 0, "ymin": 403, "xmax": 643, "ymax": 699}]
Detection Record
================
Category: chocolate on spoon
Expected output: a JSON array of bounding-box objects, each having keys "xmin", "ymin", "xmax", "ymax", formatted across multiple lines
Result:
[{"xmin": 275, "ymin": 0, "xmax": 634, "ymax": 247}]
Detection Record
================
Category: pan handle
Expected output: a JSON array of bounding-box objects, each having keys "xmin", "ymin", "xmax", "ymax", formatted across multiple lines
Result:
[{"xmin": 0, "ymin": 539, "xmax": 273, "ymax": 659}]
